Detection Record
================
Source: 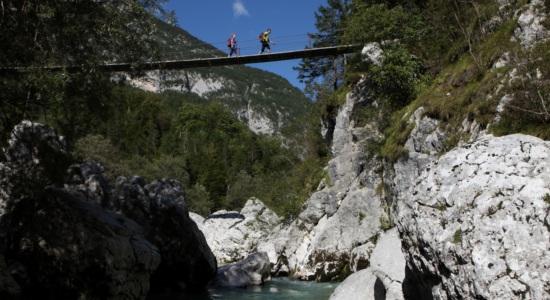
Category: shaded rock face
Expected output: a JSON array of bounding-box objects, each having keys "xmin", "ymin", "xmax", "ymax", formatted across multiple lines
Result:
[
  {"xmin": 258, "ymin": 91, "xmax": 387, "ymax": 281},
  {"xmin": 214, "ymin": 252, "xmax": 271, "ymax": 288},
  {"xmin": 0, "ymin": 121, "xmax": 217, "ymax": 299},
  {"xmin": 111, "ymin": 177, "xmax": 217, "ymax": 292},
  {"xmin": 394, "ymin": 132, "xmax": 550, "ymax": 299},
  {"xmin": 330, "ymin": 229, "xmax": 406, "ymax": 300},
  {"xmin": 190, "ymin": 198, "xmax": 281, "ymax": 265},
  {"xmin": 0, "ymin": 254, "xmax": 20, "ymax": 299},
  {"xmin": 1, "ymin": 187, "xmax": 161, "ymax": 299}
]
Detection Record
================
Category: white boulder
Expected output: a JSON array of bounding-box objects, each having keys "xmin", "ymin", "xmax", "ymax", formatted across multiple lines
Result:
[
  {"xmin": 395, "ymin": 134, "xmax": 550, "ymax": 299},
  {"xmin": 191, "ymin": 198, "xmax": 281, "ymax": 265}
]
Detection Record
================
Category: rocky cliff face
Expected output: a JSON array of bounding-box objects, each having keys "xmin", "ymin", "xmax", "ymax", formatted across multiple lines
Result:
[
  {"xmin": 257, "ymin": 88, "xmax": 389, "ymax": 281},
  {"xmin": 0, "ymin": 122, "xmax": 217, "ymax": 299}
]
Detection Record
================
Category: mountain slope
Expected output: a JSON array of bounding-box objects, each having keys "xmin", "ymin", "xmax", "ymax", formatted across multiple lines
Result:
[{"xmin": 125, "ymin": 20, "xmax": 312, "ymax": 136}]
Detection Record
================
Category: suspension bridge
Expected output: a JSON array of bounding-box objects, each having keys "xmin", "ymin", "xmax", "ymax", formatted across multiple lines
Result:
[
  {"xmin": 0, "ymin": 45, "xmax": 362, "ymax": 74},
  {"xmin": 0, "ymin": 32, "xmax": 362, "ymax": 74}
]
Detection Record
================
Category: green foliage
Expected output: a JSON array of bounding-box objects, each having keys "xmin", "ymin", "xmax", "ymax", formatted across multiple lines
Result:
[
  {"xmin": 377, "ymin": 18, "xmax": 524, "ymax": 161},
  {"xmin": 71, "ymin": 86, "xmax": 325, "ymax": 218},
  {"xmin": 436, "ymin": 202, "xmax": 448, "ymax": 212},
  {"xmin": 358, "ymin": 212, "xmax": 366, "ymax": 223},
  {"xmin": 343, "ymin": 2, "xmax": 426, "ymax": 47},
  {"xmin": 367, "ymin": 46, "xmax": 424, "ymax": 106},
  {"xmin": 186, "ymin": 183, "xmax": 214, "ymax": 217},
  {"xmin": 493, "ymin": 41, "xmax": 550, "ymax": 139},
  {"xmin": 295, "ymin": 0, "xmax": 351, "ymax": 96},
  {"xmin": 379, "ymin": 214, "xmax": 393, "ymax": 231},
  {"xmin": 74, "ymin": 135, "xmax": 130, "ymax": 179},
  {"xmin": 453, "ymin": 229, "xmax": 463, "ymax": 244},
  {"xmin": 0, "ymin": 0, "xmax": 163, "ymax": 145}
]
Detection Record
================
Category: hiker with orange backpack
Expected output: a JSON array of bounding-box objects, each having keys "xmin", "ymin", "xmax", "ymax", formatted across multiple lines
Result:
[
  {"xmin": 259, "ymin": 28, "xmax": 272, "ymax": 54},
  {"xmin": 227, "ymin": 33, "xmax": 238, "ymax": 57}
]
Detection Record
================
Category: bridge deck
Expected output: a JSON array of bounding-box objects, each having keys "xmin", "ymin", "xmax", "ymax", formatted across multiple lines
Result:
[{"xmin": 0, "ymin": 44, "xmax": 362, "ymax": 74}]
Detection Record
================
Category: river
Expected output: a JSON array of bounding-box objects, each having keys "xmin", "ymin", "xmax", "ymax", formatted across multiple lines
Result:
[{"xmin": 159, "ymin": 278, "xmax": 338, "ymax": 300}]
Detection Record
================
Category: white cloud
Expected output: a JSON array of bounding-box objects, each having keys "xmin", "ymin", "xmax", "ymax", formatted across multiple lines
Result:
[{"xmin": 233, "ymin": 0, "xmax": 250, "ymax": 18}]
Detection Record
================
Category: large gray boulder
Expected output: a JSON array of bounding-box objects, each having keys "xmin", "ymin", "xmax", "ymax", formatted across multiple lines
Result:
[
  {"xmin": 190, "ymin": 198, "xmax": 281, "ymax": 265},
  {"xmin": 213, "ymin": 252, "xmax": 271, "ymax": 287},
  {"xmin": 394, "ymin": 133, "xmax": 550, "ymax": 299}
]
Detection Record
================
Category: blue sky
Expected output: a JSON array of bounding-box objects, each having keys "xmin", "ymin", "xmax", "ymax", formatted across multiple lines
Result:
[{"xmin": 165, "ymin": 0, "xmax": 327, "ymax": 89}]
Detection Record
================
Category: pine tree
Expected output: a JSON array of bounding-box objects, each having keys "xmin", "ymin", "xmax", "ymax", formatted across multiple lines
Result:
[{"xmin": 295, "ymin": 0, "xmax": 351, "ymax": 98}]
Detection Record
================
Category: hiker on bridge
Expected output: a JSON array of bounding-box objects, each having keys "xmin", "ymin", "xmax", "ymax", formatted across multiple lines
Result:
[
  {"xmin": 227, "ymin": 33, "xmax": 238, "ymax": 57},
  {"xmin": 259, "ymin": 28, "xmax": 272, "ymax": 54}
]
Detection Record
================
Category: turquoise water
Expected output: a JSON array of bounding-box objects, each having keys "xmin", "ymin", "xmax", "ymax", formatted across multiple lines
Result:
[{"xmin": 173, "ymin": 278, "xmax": 337, "ymax": 300}]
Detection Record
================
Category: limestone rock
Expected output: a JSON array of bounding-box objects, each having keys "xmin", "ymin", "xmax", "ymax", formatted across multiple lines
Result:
[
  {"xmin": 395, "ymin": 134, "xmax": 550, "ymax": 299},
  {"xmin": 514, "ymin": 0, "xmax": 549, "ymax": 48},
  {"xmin": 329, "ymin": 269, "xmax": 381, "ymax": 300},
  {"xmin": 192, "ymin": 198, "xmax": 281, "ymax": 265},
  {"xmin": 258, "ymin": 91, "xmax": 386, "ymax": 281},
  {"xmin": 362, "ymin": 43, "xmax": 383, "ymax": 66},
  {"xmin": 330, "ymin": 229, "xmax": 406, "ymax": 300},
  {"xmin": 214, "ymin": 252, "xmax": 271, "ymax": 287}
]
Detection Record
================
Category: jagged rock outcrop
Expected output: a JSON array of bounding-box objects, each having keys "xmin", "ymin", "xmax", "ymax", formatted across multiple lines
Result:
[
  {"xmin": 0, "ymin": 121, "xmax": 217, "ymax": 298},
  {"xmin": 213, "ymin": 252, "xmax": 272, "ymax": 288},
  {"xmin": 394, "ymin": 131, "xmax": 550, "ymax": 299},
  {"xmin": 258, "ymin": 87, "xmax": 388, "ymax": 281},
  {"xmin": 190, "ymin": 198, "xmax": 281, "ymax": 265},
  {"xmin": 330, "ymin": 229, "xmax": 406, "ymax": 300}
]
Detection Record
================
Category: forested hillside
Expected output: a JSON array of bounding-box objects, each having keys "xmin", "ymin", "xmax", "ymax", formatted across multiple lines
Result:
[
  {"xmin": 0, "ymin": 1, "xmax": 327, "ymax": 218},
  {"xmin": 124, "ymin": 20, "xmax": 312, "ymax": 136},
  {"xmin": 1, "ymin": 0, "xmax": 548, "ymax": 223}
]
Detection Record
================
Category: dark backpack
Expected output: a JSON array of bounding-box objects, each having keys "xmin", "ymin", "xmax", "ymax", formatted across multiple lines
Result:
[
  {"xmin": 227, "ymin": 38, "xmax": 232, "ymax": 47},
  {"xmin": 258, "ymin": 32, "xmax": 264, "ymax": 41}
]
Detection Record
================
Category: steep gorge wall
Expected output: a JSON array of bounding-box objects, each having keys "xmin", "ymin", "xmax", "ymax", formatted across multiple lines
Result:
[{"xmin": 257, "ymin": 0, "xmax": 550, "ymax": 298}]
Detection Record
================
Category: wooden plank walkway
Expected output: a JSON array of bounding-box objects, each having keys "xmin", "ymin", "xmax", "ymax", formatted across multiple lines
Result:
[{"xmin": 0, "ymin": 44, "xmax": 363, "ymax": 74}]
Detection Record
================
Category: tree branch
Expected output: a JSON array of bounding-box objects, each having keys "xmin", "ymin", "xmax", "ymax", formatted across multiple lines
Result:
[
  {"xmin": 508, "ymin": 104, "xmax": 550, "ymax": 117},
  {"xmin": 536, "ymin": 88, "xmax": 550, "ymax": 119}
]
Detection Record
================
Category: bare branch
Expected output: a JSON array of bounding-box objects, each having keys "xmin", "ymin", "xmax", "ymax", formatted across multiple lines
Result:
[
  {"xmin": 536, "ymin": 88, "xmax": 549, "ymax": 118},
  {"xmin": 507, "ymin": 104, "xmax": 550, "ymax": 117}
]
